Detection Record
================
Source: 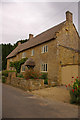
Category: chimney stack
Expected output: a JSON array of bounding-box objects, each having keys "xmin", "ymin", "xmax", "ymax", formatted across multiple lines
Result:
[
  {"xmin": 29, "ymin": 34, "xmax": 34, "ymax": 40},
  {"xmin": 66, "ymin": 11, "xmax": 73, "ymax": 22},
  {"xmin": 18, "ymin": 42, "xmax": 21, "ymax": 46}
]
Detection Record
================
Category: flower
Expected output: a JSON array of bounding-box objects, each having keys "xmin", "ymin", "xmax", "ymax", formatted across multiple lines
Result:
[
  {"xmin": 75, "ymin": 88, "xmax": 77, "ymax": 91},
  {"xmin": 66, "ymin": 85, "xmax": 67, "ymax": 87},
  {"xmin": 78, "ymin": 86, "xmax": 80, "ymax": 88},
  {"xmin": 72, "ymin": 89, "xmax": 74, "ymax": 92},
  {"xmin": 71, "ymin": 81, "xmax": 73, "ymax": 83},
  {"xmin": 68, "ymin": 84, "xmax": 70, "ymax": 86},
  {"xmin": 77, "ymin": 77, "xmax": 78, "ymax": 78},
  {"xmin": 72, "ymin": 77, "xmax": 74, "ymax": 78}
]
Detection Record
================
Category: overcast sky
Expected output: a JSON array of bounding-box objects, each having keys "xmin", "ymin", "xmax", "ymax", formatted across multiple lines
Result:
[{"xmin": 0, "ymin": 0, "xmax": 79, "ymax": 44}]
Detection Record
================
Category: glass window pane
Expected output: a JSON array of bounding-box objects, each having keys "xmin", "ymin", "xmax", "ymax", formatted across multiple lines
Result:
[
  {"xmin": 44, "ymin": 46, "xmax": 45, "ymax": 53},
  {"xmin": 46, "ymin": 45, "xmax": 48, "ymax": 52},
  {"xmin": 46, "ymin": 64, "xmax": 47, "ymax": 71}
]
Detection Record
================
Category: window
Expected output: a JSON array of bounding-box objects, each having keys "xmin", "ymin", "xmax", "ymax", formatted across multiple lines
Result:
[
  {"xmin": 31, "ymin": 49, "xmax": 34, "ymax": 56},
  {"xmin": 41, "ymin": 63, "xmax": 48, "ymax": 72},
  {"xmin": 22, "ymin": 52, "xmax": 26, "ymax": 58},
  {"xmin": 22, "ymin": 65, "xmax": 25, "ymax": 72},
  {"xmin": 41, "ymin": 45, "xmax": 48, "ymax": 53},
  {"xmin": 10, "ymin": 59, "xmax": 12, "ymax": 62},
  {"xmin": 46, "ymin": 45, "xmax": 48, "ymax": 52}
]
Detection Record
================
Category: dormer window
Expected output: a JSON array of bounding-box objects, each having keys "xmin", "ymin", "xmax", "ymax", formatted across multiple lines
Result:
[
  {"xmin": 41, "ymin": 45, "xmax": 48, "ymax": 53},
  {"xmin": 31, "ymin": 49, "xmax": 34, "ymax": 56},
  {"xmin": 22, "ymin": 52, "xmax": 26, "ymax": 58}
]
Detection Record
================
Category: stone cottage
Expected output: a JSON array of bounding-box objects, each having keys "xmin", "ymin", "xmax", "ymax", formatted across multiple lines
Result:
[{"xmin": 6, "ymin": 11, "xmax": 80, "ymax": 85}]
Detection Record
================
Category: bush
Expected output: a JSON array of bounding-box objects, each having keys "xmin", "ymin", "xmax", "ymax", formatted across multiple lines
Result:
[
  {"xmin": 17, "ymin": 74, "xmax": 24, "ymax": 78},
  {"xmin": 7, "ymin": 70, "xmax": 16, "ymax": 72},
  {"xmin": 2, "ymin": 76, "xmax": 6, "ymax": 83},
  {"xmin": 40, "ymin": 73, "xmax": 48, "ymax": 84},
  {"xmin": 10, "ymin": 58, "xmax": 27, "ymax": 73},
  {"xmin": 44, "ymin": 79, "xmax": 48, "ymax": 84},
  {"xmin": 2, "ymin": 70, "xmax": 8, "ymax": 77},
  {"xmin": 40, "ymin": 73, "xmax": 48, "ymax": 79},
  {"xmin": 24, "ymin": 69, "xmax": 41, "ymax": 79},
  {"xmin": 67, "ymin": 77, "xmax": 80, "ymax": 104}
]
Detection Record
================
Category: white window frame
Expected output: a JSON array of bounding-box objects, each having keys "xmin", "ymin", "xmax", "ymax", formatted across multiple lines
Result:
[
  {"xmin": 22, "ymin": 52, "xmax": 26, "ymax": 58},
  {"xmin": 21, "ymin": 65, "xmax": 25, "ymax": 72},
  {"xmin": 41, "ymin": 45, "xmax": 48, "ymax": 53},
  {"xmin": 41, "ymin": 63, "xmax": 48, "ymax": 72},
  {"xmin": 31, "ymin": 49, "xmax": 34, "ymax": 56}
]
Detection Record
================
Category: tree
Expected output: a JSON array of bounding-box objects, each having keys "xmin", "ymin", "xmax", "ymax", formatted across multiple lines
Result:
[{"xmin": 1, "ymin": 39, "xmax": 28, "ymax": 70}]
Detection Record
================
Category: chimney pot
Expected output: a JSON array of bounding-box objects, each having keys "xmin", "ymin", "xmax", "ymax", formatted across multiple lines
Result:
[
  {"xmin": 18, "ymin": 42, "xmax": 21, "ymax": 46},
  {"xmin": 29, "ymin": 34, "xmax": 34, "ymax": 40},
  {"xmin": 66, "ymin": 11, "xmax": 73, "ymax": 22}
]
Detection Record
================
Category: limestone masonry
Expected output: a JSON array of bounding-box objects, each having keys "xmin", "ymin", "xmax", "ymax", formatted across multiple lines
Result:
[{"xmin": 7, "ymin": 11, "xmax": 80, "ymax": 85}]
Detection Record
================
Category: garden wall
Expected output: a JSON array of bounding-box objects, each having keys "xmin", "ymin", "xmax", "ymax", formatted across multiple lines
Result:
[{"xmin": 6, "ymin": 72, "xmax": 44, "ymax": 91}]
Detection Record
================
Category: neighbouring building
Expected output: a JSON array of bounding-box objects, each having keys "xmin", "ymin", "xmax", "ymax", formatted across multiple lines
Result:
[{"xmin": 6, "ymin": 11, "xmax": 80, "ymax": 85}]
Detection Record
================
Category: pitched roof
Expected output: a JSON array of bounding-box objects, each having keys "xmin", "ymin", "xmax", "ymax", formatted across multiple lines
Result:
[{"xmin": 7, "ymin": 21, "xmax": 66, "ymax": 59}]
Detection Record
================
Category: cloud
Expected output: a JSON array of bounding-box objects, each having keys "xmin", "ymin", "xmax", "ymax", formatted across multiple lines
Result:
[{"xmin": 0, "ymin": 2, "xmax": 79, "ymax": 44}]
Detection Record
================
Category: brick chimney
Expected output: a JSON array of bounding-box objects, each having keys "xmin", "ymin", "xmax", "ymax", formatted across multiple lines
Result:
[
  {"xmin": 29, "ymin": 34, "xmax": 34, "ymax": 40},
  {"xmin": 66, "ymin": 11, "xmax": 73, "ymax": 22},
  {"xmin": 18, "ymin": 42, "xmax": 21, "ymax": 46}
]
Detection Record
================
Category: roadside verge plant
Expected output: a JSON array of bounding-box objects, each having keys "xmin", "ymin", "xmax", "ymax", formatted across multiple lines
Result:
[{"xmin": 66, "ymin": 77, "xmax": 80, "ymax": 104}]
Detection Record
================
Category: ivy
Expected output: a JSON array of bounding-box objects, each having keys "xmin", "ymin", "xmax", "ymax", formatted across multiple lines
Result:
[{"xmin": 10, "ymin": 58, "xmax": 27, "ymax": 73}]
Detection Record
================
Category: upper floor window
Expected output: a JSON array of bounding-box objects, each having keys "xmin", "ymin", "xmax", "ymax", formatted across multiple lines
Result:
[
  {"xmin": 22, "ymin": 52, "xmax": 26, "ymax": 58},
  {"xmin": 31, "ymin": 49, "xmax": 34, "ymax": 56},
  {"xmin": 41, "ymin": 45, "xmax": 48, "ymax": 53},
  {"xmin": 41, "ymin": 63, "xmax": 48, "ymax": 72}
]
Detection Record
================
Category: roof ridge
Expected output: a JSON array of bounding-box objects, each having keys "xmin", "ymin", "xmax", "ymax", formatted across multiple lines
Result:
[
  {"xmin": 7, "ymin": 21, "xmax": 66, "ymax": 59},
  {"xmin": 19, "ymin": 21, "xmax": 66, "ymax": 47}
]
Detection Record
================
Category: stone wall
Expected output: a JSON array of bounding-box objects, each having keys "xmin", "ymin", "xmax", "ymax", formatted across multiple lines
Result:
[
  {"xmin": 7, "ymin": 12, "xmax": 79, "ymax": 86},
  {"xmin": 6, "ymin": 72, "xmax": 44, "ymax": 91}
]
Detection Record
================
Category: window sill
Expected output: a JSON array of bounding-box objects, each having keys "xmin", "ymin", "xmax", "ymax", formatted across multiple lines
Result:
[
  {"xmin": 22, "ymin": 57, "xmax": 26, "ymax": 58},
  {"xmin": 41, "ymin": 71, "xmax": 48, "ymax": 73}
]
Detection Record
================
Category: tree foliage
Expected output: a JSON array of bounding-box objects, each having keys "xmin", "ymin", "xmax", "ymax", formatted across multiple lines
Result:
[{"xmin": 1, "ymin": 39, "xmax": 28, "ymax": 70}]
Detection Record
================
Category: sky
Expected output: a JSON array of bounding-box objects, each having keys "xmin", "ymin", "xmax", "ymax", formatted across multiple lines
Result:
[{"xmin": 0, "ymin": 0, "xmax": 79, "ymax": 44}]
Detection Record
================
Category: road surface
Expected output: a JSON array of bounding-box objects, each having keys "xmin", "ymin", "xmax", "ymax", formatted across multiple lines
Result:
[{"xmin": 2, "ymin": 84, "xmax": 78, "ymax": 118}]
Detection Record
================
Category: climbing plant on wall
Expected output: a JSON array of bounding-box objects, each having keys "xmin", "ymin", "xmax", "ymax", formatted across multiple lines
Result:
[{"xmin": 10, "ymin": 58, "xmax": 27, "ymax": 73}]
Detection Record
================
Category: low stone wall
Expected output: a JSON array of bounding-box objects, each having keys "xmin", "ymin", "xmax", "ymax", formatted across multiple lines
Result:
[{"xmin": 6, "ymin": 72, "xmax": 44, "ymax": 91}]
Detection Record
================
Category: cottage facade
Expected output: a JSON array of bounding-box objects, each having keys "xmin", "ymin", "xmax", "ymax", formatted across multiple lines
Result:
[{"xmin": 7, "ymin": 11, "xmax": 80, "ymax": 85}]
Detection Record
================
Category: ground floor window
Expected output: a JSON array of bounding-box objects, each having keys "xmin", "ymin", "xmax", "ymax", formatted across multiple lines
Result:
[
  {"xmin": 22, "ymin": 65, "xmax": 25, "ymax": 72},
  {"xmin": 41, "ymin": 63, "xmax": 48, "ymax": 72}
]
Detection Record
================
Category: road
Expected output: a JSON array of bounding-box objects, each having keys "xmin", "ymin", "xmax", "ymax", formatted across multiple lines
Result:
[{"xmin": 2, "ymin": 84, "xmax": 79, "ymax": 118}]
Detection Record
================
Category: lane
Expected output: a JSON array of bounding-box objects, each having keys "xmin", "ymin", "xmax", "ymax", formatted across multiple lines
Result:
[{"xmin": 2, "ymin": 84, "xmax": 78, "ymax": 118}]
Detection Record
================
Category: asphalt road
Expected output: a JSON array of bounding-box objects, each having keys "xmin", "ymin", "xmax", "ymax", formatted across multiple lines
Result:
[{"xmin": 2, "ymin": 84, "xmax": 79, "ymax": 118}]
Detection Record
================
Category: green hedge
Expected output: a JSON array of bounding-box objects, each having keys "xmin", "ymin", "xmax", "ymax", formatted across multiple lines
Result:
[
  {"xmin": 2, "ymin": 70, "xmax": 8, "ymax": 77},
  {"xmin": 2, "ymin": 76, "xmax": 6, "ymax": 83}
]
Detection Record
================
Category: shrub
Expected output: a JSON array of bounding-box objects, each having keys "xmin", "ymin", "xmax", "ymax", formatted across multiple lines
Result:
[
  {"xmin": 67, "ymin": 77, "xmax": 80, "ymax": 104},
  {"xmin": 2, "ymin": 70, "xmax": 8, "ymax": 77},
  {"xmin": 17, "ymin": 74, "xmax": 24, "ymax": 78},
  {"xmin": 24, "ymin": 69, "xmax": 41, "ymax": 79},
  {"xmin": 44, "ymin": 79, "xmax": 48, "ymax": 84},
  {"xmin": 10, "ymin": 58, "xmax": 27, "ymax": 73},
  {"xmin": 40, "ymin": 73, "xmax": 48, "ymax": 79},
  {"xmin": 2, "ymin": 76, "xmax": 6, "ymax": 83},
  {"xmin": 40, "ymin": 73, "xmax": 48, "ymax": 84}
]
